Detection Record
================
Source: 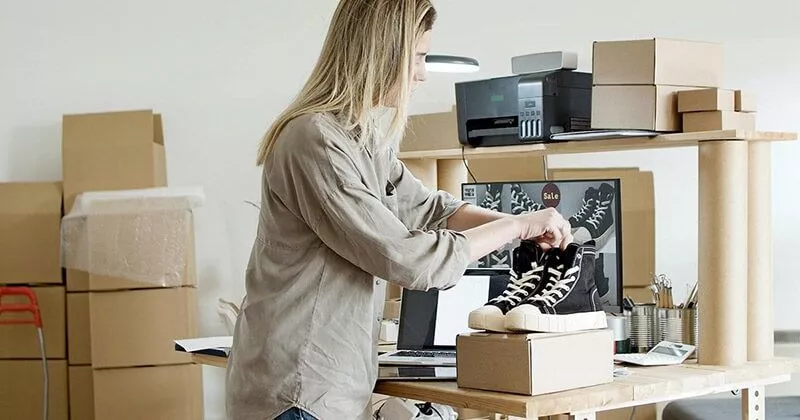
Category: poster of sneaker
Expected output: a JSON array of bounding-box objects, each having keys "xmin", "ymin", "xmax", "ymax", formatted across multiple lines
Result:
[{"xmin": 462, "ymin": 179, "xmax": 623, "ymax": 312}]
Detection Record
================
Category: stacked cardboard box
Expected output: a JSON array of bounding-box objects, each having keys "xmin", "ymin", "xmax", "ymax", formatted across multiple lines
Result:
[
  {"xmin": 61, "ymin": 110, "xmax": 203, "ymax": 420},
  {"xmin": 591, "ymin": 38, "xmax": 725, "ymax": 132},
  {"xmin": 678, "ymin": 88, "xmax": 758, "ymax": 132},
  {"xmin": 0, "ymin": 182, "xmax": 69, "ymax": 420}
]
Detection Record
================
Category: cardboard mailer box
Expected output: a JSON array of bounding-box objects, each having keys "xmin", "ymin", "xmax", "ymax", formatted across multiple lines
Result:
[
  {"xmin": 456, "ymin": 330, "xmax": 614, "ymax": 396},
  {"xmin": 400, "ymin": 107, "xmax": 461, "ymax": 153},
  {"xmin": 735, "ymin": 90, "xmax": 758, "ymax": 112},
  {"xmin": 592, "ymin": 38, "xmax": 723, "ymax": 87},
  {"xmin": 64, "ymin": 209, "xmax": 197, "ymax": 292},
  {"xmin": 0, "ymin": 286, "xmax": 66, "ymax": 359},
  {"xmin": 69, "ymin": 364, "xmax": 203, "ymax": 420},
  {"xmin": 548, "ymin": 168, "xmax": 655, "ymax": 287},
  {"xmin": 682, "ymin": 111, "xmax": 756, "ymax": 132},
  {"xmin": 0, "ymin": 182, "xmax": 63, "ymax": 285},
  {"xmin": 67, "ymin": 287, "xmax": 197, "ymax": 368},
  {"xmin": 623, "ymin": 286, "xmax": 657, "ymax": 305},
  {"xmin": 677, "ymin": 88, "xmax": 735, "ymax": 113},
  {"xmin": 0, "ymin": 360, "xmax": 68, "ymax": 420},
  {"xmin": 62, "ymin": 109, "xmax": 167, "ymax": 213},
  {"xmin": 592, "ymin": 85, "xmax": 698, "ymax": 132}
]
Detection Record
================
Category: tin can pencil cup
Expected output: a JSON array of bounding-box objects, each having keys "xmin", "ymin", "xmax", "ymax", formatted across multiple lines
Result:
[
  {"xmin": 656, "ymin": 307, "xmax": 699, "ymax": 358},
  {"xmin": 630, "ymin": 303, "xmax": 657, "ymax": 353}
]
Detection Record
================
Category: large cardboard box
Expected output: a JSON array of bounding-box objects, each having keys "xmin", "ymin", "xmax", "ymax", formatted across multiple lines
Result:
[
  {"xmin": 62, "ymin": 109, "xmax": 167, "ymax": 212},
  {"xmin": 592, "ymin": 38, "xmax": 723, "ymax": 87},
  {"xmin": 0, "ymin": 286, "xmax": 66, "ymax": 359},
  {"xmin": 682, "ymin": 111, "xmax": 757, "ymax": 132},
  {"xmin": 456, "ymin": 330, "xmax": 614, "ymax": 395},
  {"xmin": 0, "ymin": 360, "xmax": 68, "ymax": 420},
  {"xmin": 400, "ymin": 107, "xmax": 461, "ymax": 153},
  {"xmin": 69, "ymin": 364, "xmax": 203, "ymax": 420},
  {"xmin": 549, "ymin": 168, "xmax": 655, "ymax": 287},
  {"xmin": 67, "ymin": 287, "xmax": 197, "ymax": 368},
  {"xmin": 592, "ymin": 85, "xmax": 698, "ymax": 131},
  {"xmin": 0, "ymin": 182, "xmax": 63, "ymax": 285}
]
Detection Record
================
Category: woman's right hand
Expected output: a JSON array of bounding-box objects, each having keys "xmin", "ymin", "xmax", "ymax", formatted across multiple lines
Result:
[{"xmin": 513, "ymin": 208, "xmax": 573, "ymax": 250}]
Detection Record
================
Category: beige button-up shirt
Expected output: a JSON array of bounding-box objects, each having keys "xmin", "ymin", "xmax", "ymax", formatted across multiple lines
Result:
[{"xmin": 226, "ymin": 113, "xmax": 472, "ymax": 420}]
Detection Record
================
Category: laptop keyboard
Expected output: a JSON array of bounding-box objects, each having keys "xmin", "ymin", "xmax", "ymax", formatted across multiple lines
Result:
[{"xmin": 393, "ymin": 350, "xmax": 456, "ymax": 358}]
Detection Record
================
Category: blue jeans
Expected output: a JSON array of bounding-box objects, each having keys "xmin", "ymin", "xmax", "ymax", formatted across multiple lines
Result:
[{"xmin": 275, "ymin": 407, "xmax": 317, "ymax": 420}]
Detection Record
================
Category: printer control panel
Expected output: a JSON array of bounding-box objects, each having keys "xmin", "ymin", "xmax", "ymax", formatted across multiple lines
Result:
[{"xmin": 518, "ymin": 98, "xmax": 543, "ymax": 140}]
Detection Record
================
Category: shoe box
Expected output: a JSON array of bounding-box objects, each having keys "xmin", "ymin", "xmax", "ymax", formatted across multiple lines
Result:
[
  {"xmin": 548, "ymin": 167, "xmax": 655, "ymax": 288},
  {"xmin": 69, "ymin": 364, "xmax": 203, "ymax": 420},
  {"xmin": 456, "ymin": 330, "xmax": 614, "ymax": 396},
  {"xmin": 591, "ymin": 38, "xmax": 724, "ymax": 132}
]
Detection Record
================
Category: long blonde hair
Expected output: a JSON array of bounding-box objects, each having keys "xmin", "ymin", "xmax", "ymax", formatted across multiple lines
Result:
[{"xmin": 256, "ymin": 0, "xmax": 437, "ymax": 165}]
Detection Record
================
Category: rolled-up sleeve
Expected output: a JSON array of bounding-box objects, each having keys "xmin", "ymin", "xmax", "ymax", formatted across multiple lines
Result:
[
  {"xmin": 268, "ymin": 116, "xmax": 471, "ymax": 291},
  {"xmin": 389, "ymin": 156, "xmax": 467, "ymax": 232}
]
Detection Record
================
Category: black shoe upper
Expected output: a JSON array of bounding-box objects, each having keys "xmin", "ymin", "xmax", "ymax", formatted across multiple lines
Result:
[
  {"xmin": 584, "ymin": 183, "xmax": 615, "ymax": 239},
  {"xmin": 485, "ymin": 241, "xmax": 549, "ymax": 314},
  {"xmin": 568, "ymin": 187, "xmax": 598, "ymax": 229}
]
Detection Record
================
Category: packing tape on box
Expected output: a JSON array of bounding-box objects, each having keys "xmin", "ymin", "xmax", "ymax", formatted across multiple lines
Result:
[{"xmin": 60, "ymin": 187, "xmax": 204, "ymax": 287}]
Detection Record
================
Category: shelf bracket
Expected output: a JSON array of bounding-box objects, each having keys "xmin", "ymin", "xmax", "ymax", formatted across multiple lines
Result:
[{"xmin": 742, "ymin": 387, "xmax": 765, "ymax": 420}]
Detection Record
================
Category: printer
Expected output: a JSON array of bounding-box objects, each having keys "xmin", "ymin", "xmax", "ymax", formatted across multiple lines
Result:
[{"xmin": 455, "ymin": 69, "xmax": 592, "ymax": 147}]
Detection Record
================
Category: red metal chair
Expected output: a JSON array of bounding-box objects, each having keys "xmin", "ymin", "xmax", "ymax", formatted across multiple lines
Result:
[{"xmin": 0, "ymin": 287, "xmax": 48, "ymax": 420}]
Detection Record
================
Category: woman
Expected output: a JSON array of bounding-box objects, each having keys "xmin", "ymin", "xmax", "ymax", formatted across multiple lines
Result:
[{"xmin": 226, "ymin": 1, "xmax": 573, "ymax": 419}]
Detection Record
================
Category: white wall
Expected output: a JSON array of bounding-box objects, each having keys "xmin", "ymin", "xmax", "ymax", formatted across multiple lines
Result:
[{"xmin": 1, "ymin": 0, "xmax": 798, "ymax": 418}]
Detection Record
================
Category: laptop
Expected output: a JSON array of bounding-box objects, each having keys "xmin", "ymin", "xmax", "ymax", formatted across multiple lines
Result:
[{"xmin": 377, "ymin": 268, "xmax": 512, "ymax": 367}]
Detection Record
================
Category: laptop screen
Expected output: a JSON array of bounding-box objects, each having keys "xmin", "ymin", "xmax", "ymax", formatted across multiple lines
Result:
[{"xmin": 396, "ymin": 268, "xmax": 511, "ymax": 350}]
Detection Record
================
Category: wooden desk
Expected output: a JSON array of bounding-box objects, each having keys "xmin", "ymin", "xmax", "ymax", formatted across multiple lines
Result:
[{"xmin": 190, "ymin": 354, "xmax": 800, "ymax": 419}]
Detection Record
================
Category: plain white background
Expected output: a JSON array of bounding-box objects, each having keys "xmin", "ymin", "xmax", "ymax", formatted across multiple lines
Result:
[{"xmin": 1, "ymin": 0, "xmax": 798, "ymax": 418}]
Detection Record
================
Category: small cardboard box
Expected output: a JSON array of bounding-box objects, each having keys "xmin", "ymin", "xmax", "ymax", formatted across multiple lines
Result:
[
  {"xmin": 456, "ymin": 330, "xmax": 614, "ymax": 395},
  {"xmin": 735, "ymin": 90, "xmax": 758, "ymax": 112},
  {"xmin": 0, "ymin": 360, "xmax": 68, "ymax": 420},
  {"xmin": 549, "ymin": 168, "xmax": 655, "ymax": 287},
  {"xmin": 677, "ymin": 88, "xmax": 735, "ymax": 112},
  {"xmin": 69, "ymin": 364, "xmax": 203, "ymax": 420},
  {"xmin": 683, "ymin": 111, "xmax": 756, "ymax": 132},
  {"xmin": 592, "ymin": 85, "xmax": 697, "ymax": 131},
  {"xmin": 67, "ymin": 287, "xmax": 197, "ymax": 368},
  {"xmin": 0, "ymin": 182, "xmax": 63, "ymax": 285},
  {"xmin": 62, "ymin": 109, "xmax": 167, "ymax": 213},
  {"xmin": 592, "ymin": 38, "xmax": 723, "ymax": 87},
  {"xmin": 0, "ymin": 286, "xmax": 66, "ymax": 359}
]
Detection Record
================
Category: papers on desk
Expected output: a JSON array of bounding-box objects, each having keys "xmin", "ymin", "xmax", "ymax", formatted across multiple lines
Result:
[{"xmin": 174, "ymin": 336, "xmax": 233, "ymax": 357}]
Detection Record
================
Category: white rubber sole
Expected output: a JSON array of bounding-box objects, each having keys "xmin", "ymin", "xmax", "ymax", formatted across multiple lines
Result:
[
  {"xmin": 504, "ymin": 309, "xmax": 608, "ymax": 333},
  {"xmin": 468, "ymin": 310, "xmax": 510, "ymax": 333}
]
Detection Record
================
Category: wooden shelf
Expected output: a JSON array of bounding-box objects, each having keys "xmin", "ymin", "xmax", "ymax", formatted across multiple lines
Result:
[
  {"xmin": 373, "ymin": 358, "xmax": 800, "ymax": 418},
  {"xmin": 398, "ymin": 130, "xmax": 797, "ymax": 160}
]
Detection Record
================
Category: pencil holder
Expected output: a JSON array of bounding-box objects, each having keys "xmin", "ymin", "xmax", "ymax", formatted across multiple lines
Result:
[
  {"xmin": 656, "ymin": 307, "xmax": 699, "ymax": 358},
  {"xmin": 630, "ymin": 303, "xmax": 657, "ymax": 353}
]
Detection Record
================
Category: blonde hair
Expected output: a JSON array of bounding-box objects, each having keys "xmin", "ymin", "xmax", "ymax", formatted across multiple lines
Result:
[{"xmin": 256, "ymin": 0, "xmax": 437, "ymax": 165}]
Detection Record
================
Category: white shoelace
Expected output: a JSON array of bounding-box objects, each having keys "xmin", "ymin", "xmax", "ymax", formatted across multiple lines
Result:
[
  {"xmin": 585, "ymin": 202, "xmax": 610, "ymax": 229},
  {"xmin": 572, "ymin": 197, "xmax": 596, "ymax": 222},
  {"xmin": 492, "ymin": 265, "xmax": 544, "ymax": 305},
  {"xmin": 530, "ymin": 265, "xmax": 580, "ymax": 306}
]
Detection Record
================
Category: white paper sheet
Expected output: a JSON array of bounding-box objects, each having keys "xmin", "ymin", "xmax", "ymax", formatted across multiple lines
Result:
[
  {"xmin": 174, "ymin": 336, "xmax": 233, "ymax": 353},
  {"xmin": 433, "ymin": 275, "xmax": 491, "ymax": 346}
]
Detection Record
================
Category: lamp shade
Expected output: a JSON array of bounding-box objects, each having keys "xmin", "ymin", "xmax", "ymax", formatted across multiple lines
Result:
[{"xmin": 425, "ymin": 55, "xmax": 480, "ymax": 73}]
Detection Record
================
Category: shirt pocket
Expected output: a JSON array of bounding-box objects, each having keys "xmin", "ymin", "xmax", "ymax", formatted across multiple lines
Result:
[{"xmin": 381, "ymin": 180, "xmax": 399, "ymax": 216}]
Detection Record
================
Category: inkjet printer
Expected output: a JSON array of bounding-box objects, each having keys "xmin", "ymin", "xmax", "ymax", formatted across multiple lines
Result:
[{"xmin": 455, "ymin": 69, "xmax": 592, "ymax": 147}]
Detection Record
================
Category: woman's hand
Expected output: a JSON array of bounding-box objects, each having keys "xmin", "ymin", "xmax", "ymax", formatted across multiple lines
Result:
[{"xmin": 513, "ymin": 208, "xmax": 573, "ymax": 250}]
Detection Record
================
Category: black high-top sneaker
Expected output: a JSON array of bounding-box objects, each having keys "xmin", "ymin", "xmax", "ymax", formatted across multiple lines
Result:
[
  {"xmin": 594, "ymin": 253, "xmax": 610, "ymax": 298},
  {"xmin": 583, "ymin": 183, "xmax": 615, "ymax": 243},
  {"xmin": 504, "ymin": 241, "xmax": 607, "ymax": 333},
  {"xmin": 468, "ymin": 241, "xmax": 551, "ymax": 332},
  {"xmin": 510, "ymin": 184, "xmax": 545, "ymax": 215},
  {"xmin": 568, "ymin": 187, "xmax": 599, "ymax": 229}
]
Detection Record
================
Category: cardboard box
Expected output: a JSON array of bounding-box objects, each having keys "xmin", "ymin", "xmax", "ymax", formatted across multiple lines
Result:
[
  {"xmin": 64, "ymin": 210, "xmax": 197, "ymax": 292},
  {"xmin": 0, "ymin": 286, "xmax": 66, "ymax": 359},
  {"xmin": 383, "ymin": 298, "xmax": 401, "ymax": 320},
  {"xmin": 682, "ymin": 111, "xmax": 756, "ymax": 132},
  {"xmin": 0, "ymin": 360, "xmax": 68, "ymax": 420},
  {"xmin": 400, "ymin": 107, "xmax": 461, "ymax": 153},
  {"xmin": 592, "ymin": 38, "xmax": 723, "ymax": 87},
  {"xmin": 677, "ymin": 88, "xmax": 735, "ymax": 112},
  {"xmin": 548, "ymin": 168, "xmax": 655, "ymax": 287},
  {"xmin": 623, "ymin": 286, "xmax": 656, "ymax": 305},
  {"xmin": 67, "ymin": 287, "xmax": 197, "ymax": 368},
  {"xmin": 62, "ymin": 110, "xmax": 167, "ymax": 212},
  {"xmin": 456, "ymin": 330, "xmax": 614, "ymax": 395},
  {"xmin": 0, "ymin": 182, "xmax": 63, "ymax": 285},
  {"xmin": 735, "ymin": 90, "xmax": 758, "ymax": 112},
  {"xmin": 69, "ymin": 364, "xmax": 203, "ymax": 420},
  {"xmin": 592, "ymin": 85, "xmax": 697, "ymax": 131}
]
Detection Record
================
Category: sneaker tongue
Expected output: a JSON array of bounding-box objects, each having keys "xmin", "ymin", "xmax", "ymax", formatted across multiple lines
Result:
[{"xmin": 513, "ymin": 240, "xmax": 543, "ymax": 274}]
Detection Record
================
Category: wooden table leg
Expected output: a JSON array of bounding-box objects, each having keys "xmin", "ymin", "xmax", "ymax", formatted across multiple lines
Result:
[
  {"xmin": 698, "ymin": 141, "xmax": 749, "ymax": 366},
  {"xmin": 747, "ymin": 141, "xmax": 774, "ymax": 361},
  {"xmin": 742, "ymin": 387, "xmax": 766, "ymax": 420}
]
